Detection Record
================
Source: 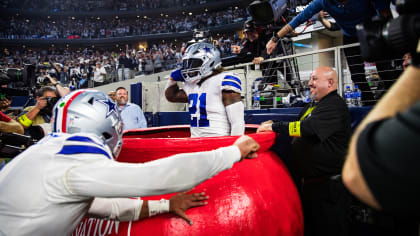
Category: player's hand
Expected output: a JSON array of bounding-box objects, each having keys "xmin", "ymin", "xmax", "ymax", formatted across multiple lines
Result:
[
  {"xmin": 252, "ymin": 57, "xmax": 264, "ymax": 65},
  {"xmin": 234, "ymin": 135, "xmax": 260, "ymax": 160},
  {"xmin": 231, "ymin": 45, "xmax": 241, "ymax": 54},
  {"xmin": 266, "ymin": 40, "xmax": 277, "ymax": 55},
  {"xmin": 261, "ymin": 120, "xmax": 273, "ymax": 125},
  {"xmin": 169, "ymin": 191, "xmax": 209, "ymax": 225},
  {"xmin": 257, "ymin": 123, "xmax": 273, "ymax": 133}
]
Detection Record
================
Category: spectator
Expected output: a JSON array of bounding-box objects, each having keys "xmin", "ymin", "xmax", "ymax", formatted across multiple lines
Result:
[
  {"xmin": 118, "ymin": 51, "xmax": 131, "ymax": 81},
  {"xmin": 93, "ymin": 61, "xmax": 107, "ymax": 87},
  {"xmin": 0, "ymin": 8, "xmax": 247, "ymax": 39},
  {"xmin": 115, "ymin": 87, "xmax": 147, "ymax": 130},
  {"xmin": 257, "ymin": 66, "xmax": 352, "ymax": 236}
]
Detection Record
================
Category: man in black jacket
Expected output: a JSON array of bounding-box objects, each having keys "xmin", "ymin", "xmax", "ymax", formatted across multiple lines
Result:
[{"xmin": 258, "ymin": 66, "xmax": 352, "ymax": 236}]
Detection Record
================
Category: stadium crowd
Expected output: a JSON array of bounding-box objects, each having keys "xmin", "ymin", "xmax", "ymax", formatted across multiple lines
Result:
[
  {"xmin": 1, "ymin": 0, "xmax": 212, "ymax": 11},
  {"xmin": 0, "ymin": 33, "xmax": 241, "ymax": 87},
  {"xmin": 0, "ymin": 8, "xmax": 246, "ymax": 39}
]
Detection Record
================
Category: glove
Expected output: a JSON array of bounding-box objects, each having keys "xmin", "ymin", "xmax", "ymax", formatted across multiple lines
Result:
[{"xmin": 170, "ymin": 69, "xmax": 184, "ymax": 82}]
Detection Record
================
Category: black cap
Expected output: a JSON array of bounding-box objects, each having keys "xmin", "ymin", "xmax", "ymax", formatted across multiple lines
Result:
[{"xmin": 243, "ymin": 19, "xmax": 256, "ymax": 32}]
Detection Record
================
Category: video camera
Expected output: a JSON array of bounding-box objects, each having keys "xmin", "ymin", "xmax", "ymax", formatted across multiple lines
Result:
[
  {"xmin": 248, "ymin": 0, "xmax": 288, "ymax": 25},
  {"xmin": 356, "ymin": 0, "xmax": 420, "ymax": 61}
]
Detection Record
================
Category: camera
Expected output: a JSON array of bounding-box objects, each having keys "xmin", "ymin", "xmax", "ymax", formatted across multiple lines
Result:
[
  {"xmin": 248, "ymin": 0, "xmax": 288, "ymax": 25},
  {"xmin": 356, "ymin": 0, "xmax": 420, "ymax": 61}
]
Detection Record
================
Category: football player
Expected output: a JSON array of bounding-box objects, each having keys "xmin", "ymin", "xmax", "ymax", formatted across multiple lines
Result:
[
  {"xmin": 0, "ymin": 90, "xmax": 259, "ymax": 235},
  {"xmin": 165, "ymin": 42, "xmax": 245, "ymax": 137}
]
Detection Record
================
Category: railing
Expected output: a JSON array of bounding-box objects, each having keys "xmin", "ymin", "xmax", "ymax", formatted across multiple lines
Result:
[
  {"xmin": 95, "ymin": 43, "xmax": 404, "ymax": 113},
  {"xmin": 224, "ymin": 43, "xmax": 403, "ymax": 109}
]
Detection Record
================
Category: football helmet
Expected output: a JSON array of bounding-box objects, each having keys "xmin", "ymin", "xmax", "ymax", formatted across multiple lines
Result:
[
  {"xmin": 52, "ymin": 90, "xmax": 123, "ymax": 158},
  {"xmin": 181, "ymin": 42, "xmax": 221, "ymax": 84}
]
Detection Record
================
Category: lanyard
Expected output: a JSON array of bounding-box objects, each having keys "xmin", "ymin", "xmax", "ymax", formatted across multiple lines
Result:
[{"xmin": 300, "ymin": 106, "xmax": 316, "ymax": 121}]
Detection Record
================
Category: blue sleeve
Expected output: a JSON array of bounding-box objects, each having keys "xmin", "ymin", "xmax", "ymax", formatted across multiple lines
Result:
[
  {"xmin": 170, "ymin": 69, "xmax": 184, "ymax": 82},
  {"xmin": 289, "ymin": 0, "xmax": 323, "ymax": 29},
  {"xmin": 137, "ymin": 106, "xmax": 147, "ymax": 128}
]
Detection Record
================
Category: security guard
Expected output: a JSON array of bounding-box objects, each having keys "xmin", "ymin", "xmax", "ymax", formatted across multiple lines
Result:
[{"xmin": 258, "ymin": 66, "xmax": 352, "ymax": 236}]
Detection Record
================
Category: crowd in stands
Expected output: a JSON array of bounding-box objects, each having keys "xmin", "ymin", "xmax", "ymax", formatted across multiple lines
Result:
[
  {"xmin": 1, "ymin": 0, "xmax": 212, "ymax": 11},
  {"xmin": 0, "ymin": 33, "xmax": 241, "ymax": 88},
  {"xmin": 1, "ymin": 8, "xmax": 246, "ymax": 39}
]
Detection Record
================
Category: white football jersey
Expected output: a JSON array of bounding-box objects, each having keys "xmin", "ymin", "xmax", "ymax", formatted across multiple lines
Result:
[
  {"xmin": 182, "ymin": 72, "xmax": 243, "ymax": 137},
  {"xmin": 0, "ymin": 132, "xmax": 240, "ymax": 236}
]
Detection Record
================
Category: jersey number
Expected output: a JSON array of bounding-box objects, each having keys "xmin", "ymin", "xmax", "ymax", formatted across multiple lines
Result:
[{"xmin": 188, "ymin": 93, "xmax": 209, "ymax": 127}]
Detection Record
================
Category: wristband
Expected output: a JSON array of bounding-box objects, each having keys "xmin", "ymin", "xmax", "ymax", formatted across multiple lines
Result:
[
  {"xmin": 148, "ymin": 199, "xmax": 170, "ymax": 217},
  {"xmin": 19, "ymin": 114, "xmax": 33, "ymax": 127},
  {"xmin": 289, "ymin": 121, "xmax": 301, "ymax": 137}
]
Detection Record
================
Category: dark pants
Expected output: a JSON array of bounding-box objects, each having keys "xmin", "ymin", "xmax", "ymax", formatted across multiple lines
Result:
[
  {"xmin": 342, "ymin": 36, "xmax": 402, "ymax": 106},
  {"xmin": 302, "ymin": 176, "xmax": 352, "ymax": 236},
  {"xmin": 93, "ymin": 81, "xmax": 104, "ymax": 87}
]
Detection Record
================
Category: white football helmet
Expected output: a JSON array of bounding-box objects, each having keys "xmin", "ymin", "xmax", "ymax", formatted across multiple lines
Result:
[
  {"xmin": 52, "ymin": 90, "xmax": 123, "ymax": 158},
  {"xmin": 181, "ymin": 42, "xmax": 221, "ymax": 84}
]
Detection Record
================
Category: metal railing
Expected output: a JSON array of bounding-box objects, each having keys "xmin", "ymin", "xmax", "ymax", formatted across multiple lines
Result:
[{"xmin": 224, "ymin": 43, "xmax": 403, "ymax": 109}]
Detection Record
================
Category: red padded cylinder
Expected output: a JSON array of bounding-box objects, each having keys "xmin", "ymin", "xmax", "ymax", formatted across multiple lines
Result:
[{"xmin": 73, "ymin": 125, "xmax": 303, "ymax": 236}]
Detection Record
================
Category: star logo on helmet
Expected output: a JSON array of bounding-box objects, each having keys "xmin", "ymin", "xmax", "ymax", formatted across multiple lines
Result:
[
  {"xmin": 203, "ymin": 46, "xmax": 211, "ymax": 53},
  {"xmin": 97, "ymin": 98, "xmax": 118, "ymax": 118}
]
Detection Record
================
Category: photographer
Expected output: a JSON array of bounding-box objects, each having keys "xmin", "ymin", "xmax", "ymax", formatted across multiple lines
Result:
[
  {"xmin": 0, "ymin": 96, "xmax": 12, "ymax": 116},
  {"xmin": 17, "ymin": 86, "xmax": 58, "ymax": 129},
  {"xmin": 342, "ymin": 51, "xmax": 420, "ymax": 234},
  {"xmin": 232, "ymin": 19, "xmax": 270, "ymax": 65}
]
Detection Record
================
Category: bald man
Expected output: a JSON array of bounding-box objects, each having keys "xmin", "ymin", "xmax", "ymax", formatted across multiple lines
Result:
[{"xmin": 258, "ymin": 67, "xmax": 352, "ymax": 236}]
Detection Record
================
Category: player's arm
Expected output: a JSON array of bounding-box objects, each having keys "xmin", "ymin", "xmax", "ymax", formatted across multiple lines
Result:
[
  {"xmin": 65, "ymin": 136, "xmax": 259, "ymax": 198},
  {"xmin": 165, "ymin": 69, "xmax": 188, "ymax": 103},
  {"xmin": 88, "ymin": 191, "xmax": 208, "ymax": 225},
  {"xmin": 222, "ymin": 74, "xmax": 245, "ymax": 135},
  {"xmin": 223, "ymin": 91, "xmax": 244, "ymax": 136}
]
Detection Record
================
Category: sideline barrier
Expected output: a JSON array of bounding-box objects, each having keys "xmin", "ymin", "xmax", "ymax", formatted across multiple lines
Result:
[
  {"xmin": 73, "ymin": 125, "xmax": 304, "ymax": 236},
  {"xmin": 145, "ymin": 106, "xmax": 371, "ymax": 131}
]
